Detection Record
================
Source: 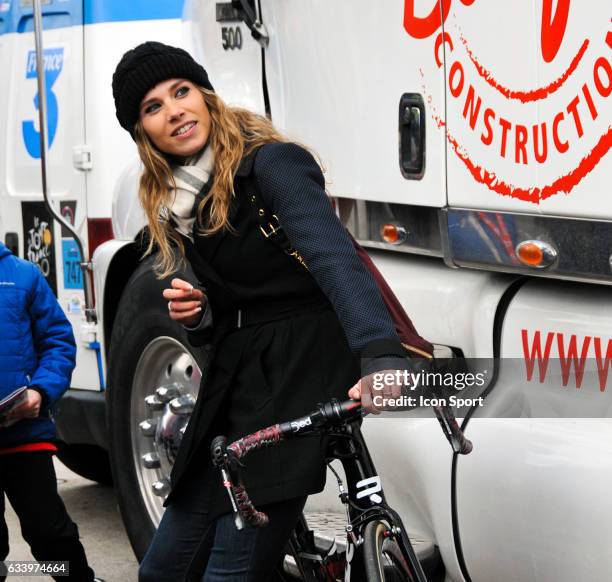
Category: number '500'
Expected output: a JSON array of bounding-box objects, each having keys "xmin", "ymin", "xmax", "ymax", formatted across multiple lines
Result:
[{"xmin": 222, "ymin": 26, "xmax": 243, "ymax": 50}]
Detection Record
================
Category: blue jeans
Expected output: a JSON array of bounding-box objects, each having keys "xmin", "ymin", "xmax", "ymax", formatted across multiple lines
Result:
[{"xmin": 139, "ymin": 465, "xmax": 306, "ymax": 581}]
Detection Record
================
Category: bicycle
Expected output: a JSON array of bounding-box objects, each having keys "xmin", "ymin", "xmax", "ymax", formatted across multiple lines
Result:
[{"xmin": 211, "ymin": 398, "xmax": 473, "ymax": 581}]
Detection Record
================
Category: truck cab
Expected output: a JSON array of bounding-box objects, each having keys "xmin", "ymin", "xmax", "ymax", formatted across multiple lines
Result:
[{"xmin": 1, "ymin": 1, "xmax": 610, "ymax": 579}]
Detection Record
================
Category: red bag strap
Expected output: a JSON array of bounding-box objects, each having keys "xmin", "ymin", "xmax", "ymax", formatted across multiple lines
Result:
[{"xmin": 347, "ymin": 233, "xmax": 434, "ymax": 359}]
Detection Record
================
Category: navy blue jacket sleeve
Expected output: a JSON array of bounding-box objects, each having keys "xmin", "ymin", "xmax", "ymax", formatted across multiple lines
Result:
[
  {"xmin": 254, "ymin": 142, "xmax": 410, "ymax": 370},
  {"xmin": 27, "ymin": 264, "xmax": 77, "ymax": 407}
]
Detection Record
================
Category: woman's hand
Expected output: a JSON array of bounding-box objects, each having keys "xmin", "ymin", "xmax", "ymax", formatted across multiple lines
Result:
[
  {"xmin": 7, "ymin": 389, "xmax": 42, "ymax": 421},
  {"xmin": 348, "ymin": 370, "xmax": 405, "ymax": 413},
  {"xmin": 162, "ymin": 278, "xmax": 206, "ymax": 328}
]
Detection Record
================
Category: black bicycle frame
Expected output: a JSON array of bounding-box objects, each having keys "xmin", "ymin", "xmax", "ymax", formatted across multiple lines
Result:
[
  {"xmin": 214, "ymin": 397, "xmax": 472, "ymax": 580},
  {"xmin": 320, "ymin": 420, "xmax": 428, "ymax": 582}
]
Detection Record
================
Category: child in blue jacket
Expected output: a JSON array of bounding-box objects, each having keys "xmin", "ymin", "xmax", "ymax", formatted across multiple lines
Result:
[{"xmin": 0, "ymin": 242, "xmax": 101, "ymax": 582}]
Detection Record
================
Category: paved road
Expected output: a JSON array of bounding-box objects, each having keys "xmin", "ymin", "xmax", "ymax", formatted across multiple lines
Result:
[{"xmin": 4, "ymin": 458, "xmax": 139, "ymax": 582}]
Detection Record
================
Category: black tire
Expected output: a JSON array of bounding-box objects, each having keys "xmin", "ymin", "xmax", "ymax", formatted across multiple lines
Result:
[
  {"xmin": 106, "ymin": 257, "xmax": 208, "ymax": 560},
  {"xmin": 55, "ymin": 443, "xmax": 113, "ymax": 486},
  {"xmin": 362, "ymin": 520, "xmax": 414, "ymax": 582}
]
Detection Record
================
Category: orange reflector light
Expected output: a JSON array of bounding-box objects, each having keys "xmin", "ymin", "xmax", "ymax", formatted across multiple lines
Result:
[
  {"xmin": 382, "ymin": 224, "xmax": 399, "ymax": 243},
  {"xmin": 516, "ymin": 240, "xmax": 557, "ymax": 268},
  {"xmin": 381, "ymin": 223, "xmax": 407, "ymax": 245},
  {"xmin": 517, "ymin": 242, "xmax": 544, "ymax": 266}
]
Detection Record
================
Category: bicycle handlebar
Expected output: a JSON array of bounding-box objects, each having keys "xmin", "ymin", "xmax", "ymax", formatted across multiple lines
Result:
[{"xmin": 211, "ymin": 398, "xmax": 472, "ymax": 529}]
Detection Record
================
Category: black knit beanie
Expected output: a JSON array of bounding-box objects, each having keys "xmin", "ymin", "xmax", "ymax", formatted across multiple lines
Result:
[{"xmin": 112, "ymin": 41, "xmax": 214, "ymax": 136}]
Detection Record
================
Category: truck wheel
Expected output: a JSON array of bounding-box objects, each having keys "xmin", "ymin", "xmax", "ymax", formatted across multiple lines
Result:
[
  {"xmin": 56, "ymin": 443, "xmax": 113, "ymax": 486},
  {"xmin": 106, "ymin": 258, "xmax": 208, "ymax": 560}
]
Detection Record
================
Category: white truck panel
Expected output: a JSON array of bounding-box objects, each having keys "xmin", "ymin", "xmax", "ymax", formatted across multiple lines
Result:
[
  {"xmin": 92, "ymin": 238, "xmax": 133, "ymax": 375},
  {"xmin": 261, "ymin": 0, "xmax": 447, "ymax": 207},
  {"xmin": 0, "ymin": 12, "xmax": 100, "ymax": 389},
  {"xmin": 458, "ymin": 280, "xmax": 612, "ymax": 580},
  {"xmin": 5, "ymin": 29, "xmax": 85, "ymax": 202},
  {"xmin": 111, "ymin": 159, "xmax": 146, "ymax": 240},
  {"xmin": 442, "ymin": 1, "xmax": 611, "ymax": 218},
  {"xmin": 367, "ymin": 251, "xmax": 514, "ymax": 359},
  {"xmin": 189, "ymin": 2, "xmax": 266, "ymax": 113},
  {"xmin": 457, "ymin": 418, "xmax": 612, "ymax": 581}
]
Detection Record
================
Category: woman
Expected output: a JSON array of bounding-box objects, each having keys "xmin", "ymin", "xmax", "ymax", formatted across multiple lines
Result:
[{"xmin": 112, "ymin": 41, "xmax": 410, "ymax": 581}]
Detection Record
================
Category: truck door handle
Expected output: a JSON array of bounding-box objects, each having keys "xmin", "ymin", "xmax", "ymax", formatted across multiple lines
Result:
[{"xmin": 399, "ymin": 93, "xmax": 425, "ymax": 179}]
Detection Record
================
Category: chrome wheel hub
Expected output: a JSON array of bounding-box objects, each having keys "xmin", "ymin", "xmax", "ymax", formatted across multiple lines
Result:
[{"xmin": 131, "ymin": 337, "xmax": 201, "ymax": 525}]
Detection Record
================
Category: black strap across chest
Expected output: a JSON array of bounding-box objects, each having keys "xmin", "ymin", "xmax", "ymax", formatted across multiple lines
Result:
[{"xmin": 239, "ymin": 146, "xmax": 309, "ymax": 271}]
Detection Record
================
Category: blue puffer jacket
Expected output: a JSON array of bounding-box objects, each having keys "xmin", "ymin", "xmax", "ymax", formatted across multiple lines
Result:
[{"xmin": 0, "ymin": 242, "xmax": 76, "ymax": 447}]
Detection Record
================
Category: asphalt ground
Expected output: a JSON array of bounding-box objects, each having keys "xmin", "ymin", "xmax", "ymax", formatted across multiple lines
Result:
[{"xmin": 3, "ymin": 458, "xmax": 139, "ymax": 582}]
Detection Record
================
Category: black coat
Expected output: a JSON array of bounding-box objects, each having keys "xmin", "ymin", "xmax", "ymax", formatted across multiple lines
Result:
[{"xmin": 166, "ymin": 142, "xmax": 407, "ymax": 516}]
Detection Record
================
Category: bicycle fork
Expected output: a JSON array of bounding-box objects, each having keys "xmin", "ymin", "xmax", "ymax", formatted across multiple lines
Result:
[{"xmin": 329, "ymin": 422, "xmax": 428, "ymax": 582}]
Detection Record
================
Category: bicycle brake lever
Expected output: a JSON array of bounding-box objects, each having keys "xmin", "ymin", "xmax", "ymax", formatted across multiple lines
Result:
[
  {"xmin": 433, "ymin": 406, "xmax": 473, "ymax": 454},
  {"xmin": 211, "ymin": 435, "xmax": 228, "ymax": 467}
]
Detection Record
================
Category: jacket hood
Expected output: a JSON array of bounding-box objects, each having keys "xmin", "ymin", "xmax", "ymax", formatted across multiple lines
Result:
[{"xmin": 0, "ymin": 242, "xmax": 12, "ymax": 261}]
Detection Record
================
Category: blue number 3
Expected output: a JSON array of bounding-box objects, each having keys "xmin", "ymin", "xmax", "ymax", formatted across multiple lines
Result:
[{"xmin": 22, "ymin": 48, "xmax": 64, "ymax": 159}]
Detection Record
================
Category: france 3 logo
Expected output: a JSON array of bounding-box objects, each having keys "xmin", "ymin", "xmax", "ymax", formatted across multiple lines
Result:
[{"xmin": 22, "ymin": 47, "xmax": 64, "ymax": 159}]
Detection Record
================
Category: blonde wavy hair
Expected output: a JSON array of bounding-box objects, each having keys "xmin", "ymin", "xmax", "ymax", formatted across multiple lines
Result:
[{"xmin": 134, "ymin": 88, "xmax": 286, "ymax": 278}]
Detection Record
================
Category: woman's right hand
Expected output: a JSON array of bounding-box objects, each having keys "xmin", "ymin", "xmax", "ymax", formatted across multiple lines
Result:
[
  {"xmin": 348, "ymin": 370, "xmax": 405, "ymax": 414},
  {"xmin": 162, "ymin": 278, "xmax": 206, "ymax": 327}
]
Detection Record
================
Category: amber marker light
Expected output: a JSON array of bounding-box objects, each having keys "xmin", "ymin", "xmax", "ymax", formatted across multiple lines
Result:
[
  {"xmin": 381, "ymin": 224, "xmax": 407, "ymax": 245},
  {"xmin": 516, "ymin": 240, "xmax": 557, "ymax": 268}
]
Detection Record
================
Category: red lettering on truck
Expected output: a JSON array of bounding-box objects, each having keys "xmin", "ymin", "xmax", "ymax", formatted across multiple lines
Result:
[
  {"xmin": 522, "ymin": 329, "xmax": 612, "ymax": 391},
  {"xmin": 405, "ymin": 2, "xmax": 611, "ymax": 203},
  {"xmin": 404, "ymin": 0, "xmax": 573, "ymax": 65}
]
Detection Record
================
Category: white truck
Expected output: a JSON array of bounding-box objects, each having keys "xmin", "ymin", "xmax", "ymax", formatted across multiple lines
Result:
[{"xmin": 1, "ymin": 1, "xmax": 611, "ymax": 580}]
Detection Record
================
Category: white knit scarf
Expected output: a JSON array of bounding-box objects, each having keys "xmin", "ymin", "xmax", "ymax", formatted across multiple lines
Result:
[{"xmin": 167, "ymin": 146, "xmax": 214, "ymax": 240}]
